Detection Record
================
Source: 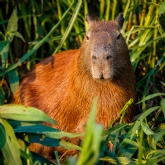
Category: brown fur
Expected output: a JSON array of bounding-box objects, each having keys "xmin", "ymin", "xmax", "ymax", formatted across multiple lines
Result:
[{"xmin": 13, "ymin": 14, "xmax": 136, "ymax": 158}]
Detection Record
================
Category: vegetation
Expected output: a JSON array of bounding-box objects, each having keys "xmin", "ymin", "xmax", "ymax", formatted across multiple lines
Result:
[{"xmin": 0, "ymin": 0, "xmax": 165, "ymax": 164}]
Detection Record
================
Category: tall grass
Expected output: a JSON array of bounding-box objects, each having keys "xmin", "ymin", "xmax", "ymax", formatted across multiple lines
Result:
[{"xmin": 0, "ymin": 0, "xmax": 165, "ymax": 164}]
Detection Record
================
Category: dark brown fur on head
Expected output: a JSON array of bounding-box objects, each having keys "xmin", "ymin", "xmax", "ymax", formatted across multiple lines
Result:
[
  {"xmin": 82, "ymin": 13, "xmax": 130, "ymax": 81},
  {"xmin": 13, "ymin": 13, "xmax": 136, "ymax": 159}
]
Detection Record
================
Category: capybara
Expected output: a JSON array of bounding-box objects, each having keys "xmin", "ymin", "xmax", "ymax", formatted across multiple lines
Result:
[{"xmin": 13, "ymin": 13, "xmax": 136, "ymax": 158}]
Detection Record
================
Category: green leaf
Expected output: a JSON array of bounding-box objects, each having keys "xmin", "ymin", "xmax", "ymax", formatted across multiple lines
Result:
[
  {"xmin": 77, "ymin": 98, "xmax": 104, "ymax": 165},
  {"xmin": 131, "ymin": 107, "xmax": 160, "ymax": 138},
  {"xmin": 8, "ymin": 31, "xmax": 25, "ymax": 42},
  {"xmin": 54, "ymin": 151, "xmax": 60, "ymax": 165},
  {"xmin": 17, "ymin": 139, "xmax": 33, "ymax": 164},
  {"xmin": 14, "ymin": 124, "xmax": 61, "ymax": 147},
  {"xmin": 0, "ymin": 104, "xmax": 56, "ymax": 124},
  {"xmin": 8, "ymin": 68, "xmax": 19, "ymax": 93},
  {"xmin": 155, "ymin": 129, "xmax": 165, "ymax": 145},
  {"xmin": 44, "ymin": 131, "xmax": 82, "ymax": 139},
  {"xmin": 65, "ymin": 157, "xmax": 77, "ymax": 165},
  {"xmin": 141, "ymin": 122, "xmax": 155, "ymax": 135},
  {"xmin": 160, "ymin": 98, "xmax": 165, "ymax": 118},
  {"xmin": 131, "ymin": 120, "xmax": 141, "ymax": 138},
  {"xmin": 120, "ymin": 141, "xmax": 137, "ymax": 159},
  {"xmin": 138, "ymin": 106, "xmax": 160, "ymax": 122},
  {"xmin": 0, "ymin": 41, "xmax": 10, "ymax": 69},
  {"xmin": 158, "ymin": 2, "xmax": 165, "ymax": 15},
  {"xmin": 32, "ymin": 152, "xmax": 55, "ymax": 164},
  {"xmin": 9, "ymin": 121, "xmax": 36, "ymax": 129},
  {"xmin": 0, "ymin": 31, "xmax": 5, "ymax": 39},
  {"xmin": 6, "ymin": 7, "xmax": 18, "ymax": 41},
  {"xmin": 28, "ymin": 135, "xmax": 60, "ymax": 147},
  {"xmin": 15, "ymin": 124, "xmax": 81, "ymax": 139},
  {"xmin": 77, "ymin": 124, "xmax": 103, "ymax": 165},
  {"xmin": 6, "ymin": 7, "xmax": 18, "ymax": 32},
  {"xmin": 104, "ymin": 123, "xmax": 127, "ymax": 136},
  {"xmin": 146, "ymin": 149, "xmax": 165, "ymax": 159},
  {"xmin": 60, "ymin": 140, "xmax": 82, "ymax": 151},
  {"xmin": 122, "ymin": 139, "xmax": 144, "ymax": 150},
  {"xmin": 14, "ymin": 124, "xmax": 59, "ymax": 133},
  {"xmin": 161, "ymin": 81, "xmax": 165, "ymax": 86},
  {"xmin": 17, "ymin": 139, "xmax": 26, "ymax": 153},
  {"xmin": 145, "ymin": 149, "xmax": 165, "ymax": 165},
  {"xmin": 100, "ymin": 157, "xmax": 133, "ymax": 165},
  {"xmin": 0, "ymin": 87, "xmax": 5, "ymax": 105},
  {"xmin": 0, "ymin": 123, "xmax": 6, "ymax": 148},
  {"xmin": 137, "ymin": 93, "xmax": 165, "ymax": 104},
  {"xmin": 120, "ymin": 98, "xmax": 133, "ymax": 123},
  {"xmin": 100, "ymin": 152, "xmax": 121, "ymax": 165},
  {"xmin": 0, "ymin": 119, "xmax": 22, "ymax": 165},
  {"xmin": 145, "ymin": 156, "xmax": 165, "ymax": 165}
]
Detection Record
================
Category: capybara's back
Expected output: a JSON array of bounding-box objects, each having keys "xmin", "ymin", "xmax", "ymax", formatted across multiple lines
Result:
[{"xmin": 13, "ymin": 13, "xmax": 136, "ymax": 158}]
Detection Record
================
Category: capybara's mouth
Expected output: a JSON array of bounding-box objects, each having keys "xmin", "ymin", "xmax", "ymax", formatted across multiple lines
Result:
[{"xmin": 94, "ymin": 77, "xmax": 111, "ymax": 83}]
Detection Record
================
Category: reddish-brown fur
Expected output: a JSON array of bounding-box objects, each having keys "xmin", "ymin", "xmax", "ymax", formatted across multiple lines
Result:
[{"xmin": 13, "ymin": 14, "xmax": 136, "ymax": 158}]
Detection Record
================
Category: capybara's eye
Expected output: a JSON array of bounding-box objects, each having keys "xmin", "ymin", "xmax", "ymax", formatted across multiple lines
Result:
[
  {"xmin": 92, "ymin": 56, "xmax": 97, "ymax": 60},
  {"xmin": 86, "ymin": 35, "xmax": 89, "ymax": 40},
  {"xmin": 106, "ymin": 55, "xmax": 112, "ymax": 60},
  {"xmin": 117, "ymin": 34, "xmax": 120, "ymax": 40}
]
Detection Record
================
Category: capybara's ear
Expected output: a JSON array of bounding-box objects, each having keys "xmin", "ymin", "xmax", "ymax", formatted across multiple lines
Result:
[
  {"xmin": 115, "ymin": 13, "xmax": 124, "ymax": 29},
  {"xmin": 85, "ymin": 14, "xmax": 92, "ymax": 24}
]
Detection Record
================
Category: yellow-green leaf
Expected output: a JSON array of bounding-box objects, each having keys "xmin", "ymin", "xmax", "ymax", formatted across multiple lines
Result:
[
  {"xmin": 0, "ymin": 104, "xmax": 56, "ymax": 124},
  {"xmin": 0, "ymin": 119, "xmax": 22, "ymax": 165}
]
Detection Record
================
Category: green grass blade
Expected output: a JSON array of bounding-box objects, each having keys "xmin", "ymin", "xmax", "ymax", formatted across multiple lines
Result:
[
  {"xmin": 53, "ymin": 0, "xmax": 82, "ymax": 54},
  {"xmin": 138, "ymin": 106, "xmax": 160, "ymax": 122},
  {"xmin": 77, "ymin": 98, "xmax": 103, "ymax": 165},
  {"xmin": 137, "ymin": 93, "xmax": 165, "ymax": 104}
]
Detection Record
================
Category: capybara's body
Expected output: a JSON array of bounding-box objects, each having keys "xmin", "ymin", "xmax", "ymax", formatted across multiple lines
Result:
[{"xmin": 13, "ymin": 14, "xmax": 136, "ymax": 158}]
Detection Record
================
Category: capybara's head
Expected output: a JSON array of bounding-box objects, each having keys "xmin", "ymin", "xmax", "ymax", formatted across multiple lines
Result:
[{"xmin": 81, "ymin": 13, "xmax": 130, "ymax": 81}]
